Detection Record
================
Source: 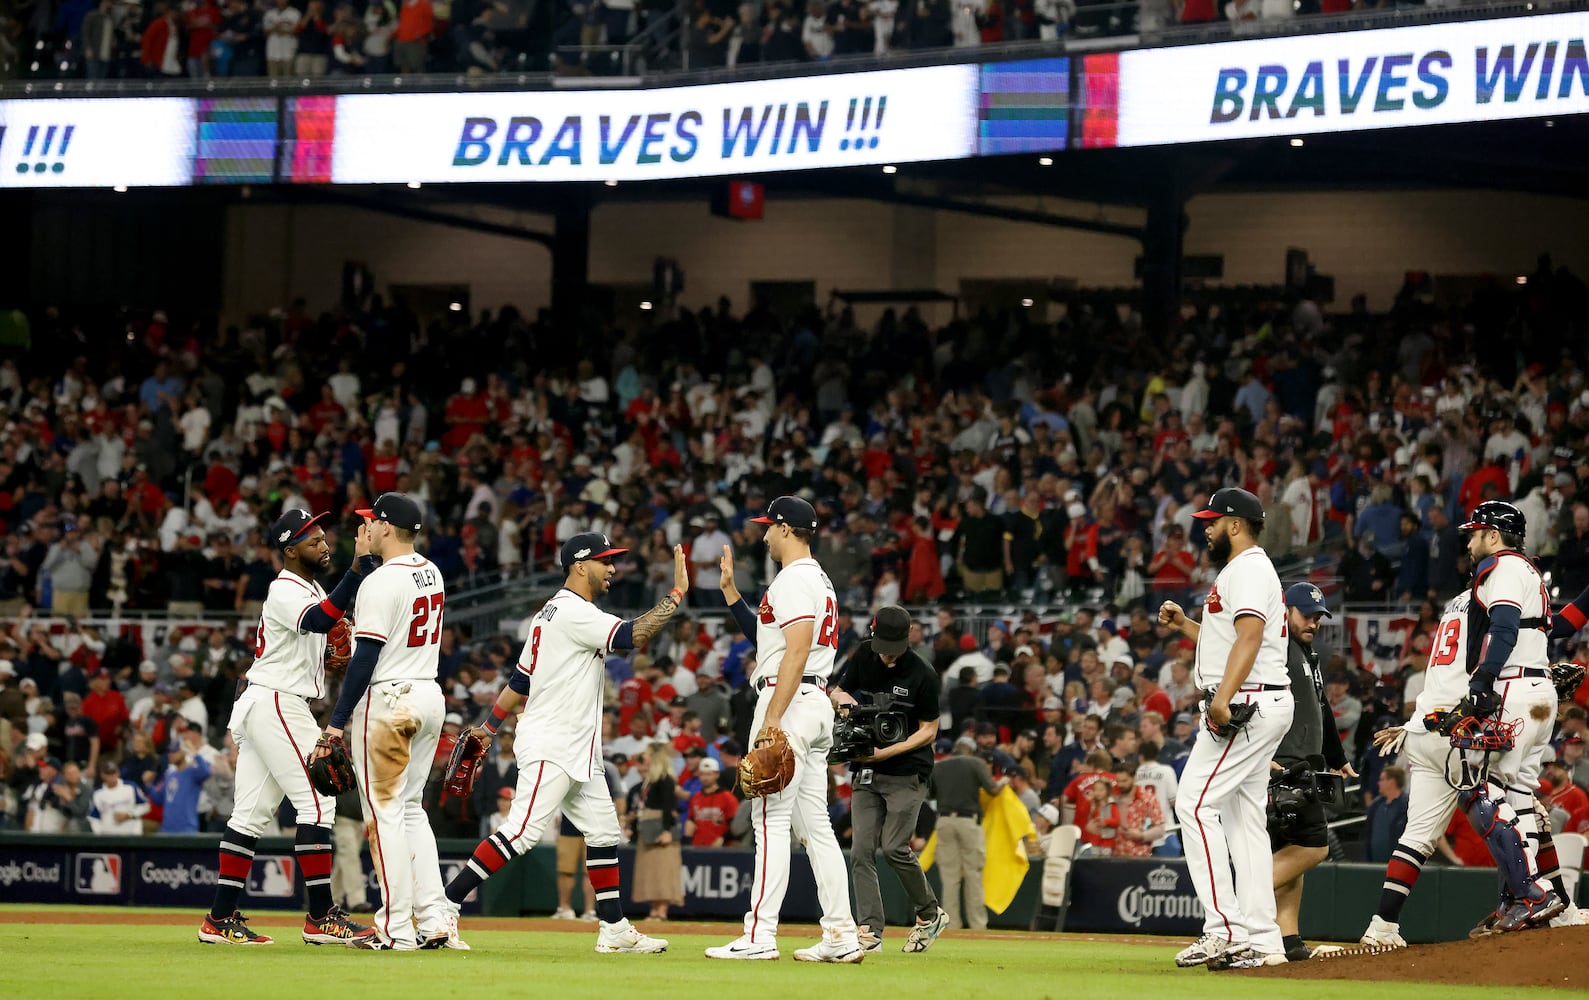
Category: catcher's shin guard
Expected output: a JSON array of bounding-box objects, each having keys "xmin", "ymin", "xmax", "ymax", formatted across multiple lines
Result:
[{"xmin": 1459, "ymin": 784, "xmax": 1539, "ymax": 901}]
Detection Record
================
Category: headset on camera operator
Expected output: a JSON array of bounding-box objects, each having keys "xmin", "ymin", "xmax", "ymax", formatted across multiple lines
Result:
[
  {"xmin": 828, "ymin": 604, "xmax": 949, "ymax": 953},
  {"xmin": 1269, "ymin": 583, "xmax": 1357, "ymax": 962}
]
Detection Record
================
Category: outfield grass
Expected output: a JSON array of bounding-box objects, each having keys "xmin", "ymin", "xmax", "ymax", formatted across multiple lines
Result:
[{"xmin": 0, "ymin": 909, "xmax": 1572, "ymax": 1000}]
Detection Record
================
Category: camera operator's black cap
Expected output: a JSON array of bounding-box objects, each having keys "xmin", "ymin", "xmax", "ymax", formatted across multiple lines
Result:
[
  {"xmin": 750, "ymin": 495, "xmax": 819, "ymax": 530},
  {"xmin": 871, "ymin": 605, "xmax": 912, "ymax": 657}
]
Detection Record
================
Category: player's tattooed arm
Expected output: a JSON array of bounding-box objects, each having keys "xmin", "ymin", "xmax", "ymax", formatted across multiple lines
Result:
[{"xmin": 624, "ymin": 545, "xmax": 691, "ymax": 649}]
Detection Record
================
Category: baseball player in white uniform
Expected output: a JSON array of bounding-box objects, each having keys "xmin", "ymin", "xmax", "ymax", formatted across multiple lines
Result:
[
  {"xmin": 199, "ymin": 508, "xmax": 377, "ymax": 947},
  {"xmin": 1360, "ymin": 500, "xmax": 1568, "ymax": 944},
  {"xmin": 314, "ymin": 492, "xmax": 449, "ymax": 951},
  {"xmin": 1159, "ymin": 487, "xmax": 1294, "ymax": 971},
  {"xmin": 706, "ymin": 495, "xmax": 864, "ymax": 964},
  {"xmin": 437, "ymin": 531, "xmax": 681, "ymax": 954}
]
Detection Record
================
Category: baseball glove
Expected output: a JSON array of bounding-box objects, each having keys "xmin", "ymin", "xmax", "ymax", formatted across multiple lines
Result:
[
  {"xmin": 739, "ymin": 727, "xmax": 796, "ymax": 798},
  {"xmin": 307, "ymin": 733, "xmax": 356, "ymax": 796},
  {"xmin": 1205, "ymin": 701, "xmax": 1258, "ymax": 741},
  {"xmin": 442, "ymin": 726, "xmax": 491, "ymax": 802},
  {"xmin": 1551, "ymin": 661, "xmax": 1586, "ymax": 701},
  {"xmin": 324, "ymin": 617, "xmax": 354, "ymax": 672}
]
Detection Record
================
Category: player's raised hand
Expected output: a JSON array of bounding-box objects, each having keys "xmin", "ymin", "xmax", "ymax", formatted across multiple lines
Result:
[
  {"xmin": 673, "ymin": 544, "xmax": 690, "ymax": 596},
  {"xmin": 354, "ymin": 521, "xmax": 371, "ymax": 559},
  {"xmin": 719, "ymin": 544, "xmax": 737, "ymax": 602}
]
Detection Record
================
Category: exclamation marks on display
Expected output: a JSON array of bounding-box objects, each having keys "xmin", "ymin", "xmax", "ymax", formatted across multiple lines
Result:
[
  {"xmin": 16, "ymin": 124, "xmax": 74, "ymax": 174},
  {"xmin": 838, "ymin": 97, "xmax": 886, "ymax": 151}
]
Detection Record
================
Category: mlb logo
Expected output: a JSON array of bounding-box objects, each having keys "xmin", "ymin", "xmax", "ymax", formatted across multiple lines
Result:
[
  {"xmin": 75, "ymin": 854, "xmax": 122, "ymax": 895},
  {"xmin": 248, "ymin": 857, "xmax": 297, "ymax": 898}
]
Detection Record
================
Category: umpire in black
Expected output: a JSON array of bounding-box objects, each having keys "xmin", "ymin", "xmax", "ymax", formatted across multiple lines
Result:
[
  {"xmin": 830, "ymin": 605, "xmax": 949, "ymax": 954},
  {"xmin": 1271, "ymin": 583, "xmax": 1357, "ymax": 962}
]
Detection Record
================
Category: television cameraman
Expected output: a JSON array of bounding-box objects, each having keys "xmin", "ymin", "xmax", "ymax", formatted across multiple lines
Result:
[
  {"xmin": 1270, "ymin": 583, "xmax": 1356, "ymax": 962},
  {"xmin": 829, "ymin": 605, "xmax": 950, "ymax": 955}
]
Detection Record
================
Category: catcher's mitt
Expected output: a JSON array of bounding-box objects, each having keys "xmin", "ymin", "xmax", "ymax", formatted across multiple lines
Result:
[
  {"xmin": 739, "ymin": 727, "xmax": 796, "ymax": 798},
  {"xmin": 442, "ymin": 726, "xmax": 491, "ymax": 802},
  {"xmin": 307, "ymin": 733, "xmax": 356, "ymax": 796},
  {"xmin": 324, "ymin": 617, "xmax": 354, "ymax": 672},
  {"xmin": 1552, "ymin": 661, "xmax": 1586, "ymax": 701},
  {"xmin": 1205, "ymin": 701, "xmax": 1258, "ymax": 741}
]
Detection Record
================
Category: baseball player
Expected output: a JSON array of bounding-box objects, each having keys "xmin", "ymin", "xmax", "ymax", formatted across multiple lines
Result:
[
  {"xmin": 315, "ymin": 492, "xmax": 451, "ymax": 951},
  {"xmin": 436, "ymin": 531, "xmax": 682, "ymax": 955},
  {"xmin": 1159, "ymin": 487, "xmax": 1294, "ymax": 971},
  {"xmin": 705, "ymin": 495, "xmax": 864, "ymax": 963},
  {"xmin": 1361, "ymin": 501, "xmax": 1575, "ymax": 945},
  {"xmin": 199, "ymin": 509, "xmax": 378, "ymax": 947}
]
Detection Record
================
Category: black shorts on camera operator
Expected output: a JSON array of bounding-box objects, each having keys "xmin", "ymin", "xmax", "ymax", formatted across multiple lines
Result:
[
  {"xmin": 828, "ymin": 604, "xmax": 951, "ymax": 955},
  {"xmin": 1269, "ymin": 584, "xmax": 1358, "ymax": 962}
]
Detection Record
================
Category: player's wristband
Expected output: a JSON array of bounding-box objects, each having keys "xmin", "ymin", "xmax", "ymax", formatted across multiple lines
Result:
[
  {"xmin": 668, "ymin": 588, "xmax": 684, "ymax": 605},
  {"xmin": 482, "ymin": 703, "xmax": 509, "ymax": 736}
]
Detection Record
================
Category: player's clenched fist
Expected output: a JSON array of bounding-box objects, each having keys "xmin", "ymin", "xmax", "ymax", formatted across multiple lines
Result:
[{"xmin": 1158, "ymin": 600, "xmax": 1186, "ymax": 629}]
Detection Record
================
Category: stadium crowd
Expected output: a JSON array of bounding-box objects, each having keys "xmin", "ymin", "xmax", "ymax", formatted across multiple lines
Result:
[
  {"xmin": 2, "ymin": 262, "xmax": 1589, "ymax": 880},
  {"xmin": 5, "ymin": 0, "xmax": 1461, "ymax": 81}
]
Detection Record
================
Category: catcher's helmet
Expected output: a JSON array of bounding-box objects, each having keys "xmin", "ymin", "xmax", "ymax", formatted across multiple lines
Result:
[{"xmin": 1460, "ymin": 500, "xmax": 1526, "ymax": 538}]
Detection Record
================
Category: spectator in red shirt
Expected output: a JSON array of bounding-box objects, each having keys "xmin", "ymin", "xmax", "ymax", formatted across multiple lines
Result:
[
  {"xmin": 393, "ymin": 0, "xmax": 433, "ymax": 74},
  {"xmin": 1111, "ymin": 770, "xmax": 1165, "ymax": 858},
  {"xmin": 307, "ymin": 384, "xmax": 346, "ymax": 432},
  {"xmin": 1147, "ymin": 524, "xmax": 1196, "ymax": 606},
  {"xmin": 1081, "ymin": 774, "xmax": 1120, "ymax": 853},
  {"xmin": 140, "ymin": 2, "xmax": 182, "ymax": 77},
  {"xmin": 685, "ymin": 759, "xmax": 739, "ymax": 846},
  {"xmin": 617, "ymin": 656, "xmax": 656, "ymax": 735},
  {"xmin": 368, "ymin": 439, "xmax": 401, "ymax": 494},
  {"xmin": 1063, "ymin": 748, "xmax": 1115, "ymax": 834},
  {"xmin": 186, "ymin": 0, "xmax": 223, "ymax": 77},
  {"xmin": 1544, "ymin": 761, "xmax": 1589, "ymax": 821},
  {"xmin": 443, "ymin": 377, "xmax": 491, "ymax": 451},
  {"xmin": 1441, "ymin": 812, "xmax": 1498, "ymax": 868},
  {"xmin": 81, "ymin": 669, "xmax": 129, "ymax": 757}
]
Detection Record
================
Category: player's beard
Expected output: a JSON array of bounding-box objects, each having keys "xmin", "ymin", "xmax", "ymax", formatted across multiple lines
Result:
[
  {"xmin": 317, "ymin": 552, "xmax": 332, "ymax": 574},
  {"xmin": 1209, "ymin": 531, "xmax": 1233, "ymax": 569}
]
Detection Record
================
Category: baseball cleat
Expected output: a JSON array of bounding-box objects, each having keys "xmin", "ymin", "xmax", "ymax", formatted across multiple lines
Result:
[
  {"xmin": 793, "ymin": 930, "xmax": 865, "ymax": 964},
  {"xmin": 595, "ymin": 920, "xmax": 668, "ymax": 954},
  {"xmin": 419, "ymin": 911, "xmax": 470, "ymax": 951},
  {"xmin": 903, "ymin": 908, "xmax": 949, "ymax": 954},
  {"xmin": 1550, "ymin": 903, "xmax": 1588, "ymax": 927},
  {"xmin": 580, "ymin": 910, "xmax": 598, "ymax": 921},
  {"xmin": 858, "ymin": 927, "xmax": 882, "ymax": 955},
  {"xmin": 1175, "ymin": 933, "xmax": 1237, "ymax": 968},
  {"xmin": 1284, "ymin": 940, "xmax": 1342, "ymax": 962},
  {"xmin": 347, "ymin": 935, "xmax": 395, "ymax": 950},
  {"xmin": 199, "ymin": 911, "xmax": 274, "ymax": 945},
  {"xmin": 1360, "ymin": 915, "xmax": 1407, "ymax": 949},
  {"xmin": 1210, "ymin": 950, "xmax": 1287, "ymax": 971},
  {"xmin": 1496, "ymin": 890, "xmax": 1565, "ymax": 932},
  {"xmin": 705, "ymin": 935, "xmax": 779, "ymax": 960},
  {"xmin": 303, "ymin": 905, "xmax": 376, "ymax": 945}
]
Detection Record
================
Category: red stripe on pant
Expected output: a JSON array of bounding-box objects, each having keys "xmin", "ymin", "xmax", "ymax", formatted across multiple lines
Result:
[
  {"xmin": 510, "ymin": 763, "xmax": 547, "ymax": 844},
  {"xmin": 275, "ymin": 693, "xmax": 322, "ymax": 825},
  {"xmin": 358, "ymin": 690, "xmax": 393, "ymax": 941},
  {"xmin": 750, "ymin": 797, "xmax": 769, "ymax": 939},
  {"xmin": 1193, "ymin": 736, "xmax": 1238, "ymax": 940},
  {"xmin": 218, "ymin": 853, "xmax": 252, "ymax": 880}
]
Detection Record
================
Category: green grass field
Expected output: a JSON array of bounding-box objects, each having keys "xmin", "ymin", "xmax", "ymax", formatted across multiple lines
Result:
[{"xmin": 0, "ymin": 907, "xmax": 1572, "ymax": 1000}]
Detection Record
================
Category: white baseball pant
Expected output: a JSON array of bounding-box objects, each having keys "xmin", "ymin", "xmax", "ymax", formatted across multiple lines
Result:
[
  {"xmin": 348, "ymin": 678, "xmax": 447, "ymax": 949},
  {"xmin": 1175, "ymin": 688, "xmax": 1293, "ymax": 954},
  {"xmin": 741, "ymin": 683, "xmax": 858, "ymax": 944},
  {"xmin": 228, "ymin": 687, "xmax": 333, "ymax": 837}
]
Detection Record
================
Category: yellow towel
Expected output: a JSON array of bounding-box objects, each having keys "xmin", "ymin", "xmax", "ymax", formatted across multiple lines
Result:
[{"xmin": 917, "ymin": 788, "xmax": 1036, "ymax": 915}]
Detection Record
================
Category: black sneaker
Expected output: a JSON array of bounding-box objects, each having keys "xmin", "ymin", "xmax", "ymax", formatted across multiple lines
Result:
[
  {"xmin": 199, "ymin": 911, "xmax": 275, "ymax": 945},
  {"xmin": 304, "ymin": 905, "xmax": 376, "ymax": 945}
]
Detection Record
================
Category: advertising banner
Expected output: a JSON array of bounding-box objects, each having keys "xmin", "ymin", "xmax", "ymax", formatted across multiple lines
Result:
[
  {"xmin": 312, "ymin": 66, "xmax": 981, "ymax": 184},
  {"xmin": 1063, "ymin": 857, "xmax": 1204, "ymax": 935},
  {"xmin": 0, "ymin": 98, "xmax": 195, "ymax": 187},
  {"xmin": 1086, "ymin": 11, "xmax": 1589, "ymax": 147}
]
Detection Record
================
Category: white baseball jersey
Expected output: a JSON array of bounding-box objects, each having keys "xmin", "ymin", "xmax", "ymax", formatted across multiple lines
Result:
[
  {"xmin": 1473, "ymin": 550, "xmax": 1551, "ymax": 677},
  {"xmin": 1194, "ymin": 546, "xmax": 1289, "ymax": 690},
  {"xmin": 1406, "ymin": 593, "xmax": 1473, "ymax": 734},
  {"xmin": 513, "ymin": 588, "xmax": 624, "ymax": 782},
  {"xmin": 750, "ymin": 557, "xmax": 838, "ymax": 687},
  {"xmin": 352, "ymin": 553, "xmax": 445, "ymax": 683},
  {"xmin": 246, "ymin": 570, "xmax": 331, "ymax": 700},
  {"xmin": 88, "ymin": 780, "xmax": 148, "ymax": 835}
]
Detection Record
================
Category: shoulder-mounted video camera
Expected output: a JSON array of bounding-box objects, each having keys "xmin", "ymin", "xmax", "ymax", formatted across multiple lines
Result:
[
  {"xmin": 1267, "ymin": 755, "xmax": 1346, "ymax": 829},
  {"xmin": 829, "ymin": 693, "xmax": 912, "ymax": 764}
]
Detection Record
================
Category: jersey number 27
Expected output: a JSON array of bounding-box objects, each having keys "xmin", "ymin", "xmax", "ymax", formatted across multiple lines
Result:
[{"xmin": 407, "ymin": 594, "xmax": 445, "ymax": 647}]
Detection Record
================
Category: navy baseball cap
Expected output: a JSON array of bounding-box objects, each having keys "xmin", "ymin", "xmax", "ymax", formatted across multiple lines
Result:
[
  {"xmin": 750, "ymin": 495, "xmax": 818, "ymax": 530},
  {"xmin": 356, "ymin": 492, "xmax": 424, "ymax": 531},
  {"xmin": 560, "ymin": 531, "xmax": 627, "ymax": 567},
  {"xmin": 270, "ymin": 509, "xmax": 330, "ymax": 550},
  {"xmin": 1192, "ymin": 487, "xmax": 1265, "ymax": 522},
  {"xmin": 1285, "ymin": 582, "xmax": 1332, "ymax": 618}
]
